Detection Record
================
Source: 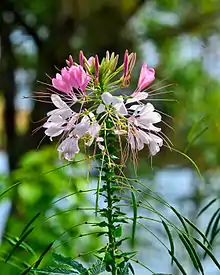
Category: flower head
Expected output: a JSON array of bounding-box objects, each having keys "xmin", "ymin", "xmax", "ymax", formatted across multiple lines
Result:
[{"xmin": 39, "ymin": 51, "xmax": 167, "ymax": 161}]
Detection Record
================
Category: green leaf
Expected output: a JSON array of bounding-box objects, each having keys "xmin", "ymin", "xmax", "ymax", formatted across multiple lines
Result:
[
  {"xmin": 128, "ymin": 263, "xmax": 135, "ymax": 275},
  {"xmin": 197, "ymin": 198, "xmax": 217, "ymax": 218},
  {"xmin": 205, "ymin": 208, "xmax": 220, "ymax": 241},
  {"xmin": 185, "ymin": 125, "xmax": 208, "ymax": 153},
  {"xmin": 171, "ymin": 148, "xmax": 202, "ymax": 179},
  {"xmin": 89, "ymin": 260, "xmax": 105, "ymax": 274},
  {"xmin": 5, "ymin": 227, "xmax": 34, "ymax": 263},
  {"xmin": 20, "ymin": 212, "xmax": 41, "ymax": 238},
  {"xmin": 193, "ymin": 238, "xmax": 220, "ymax": 269},
  {"xmin": 33, "ymin": 267, "xmax": 77, "ymax": 274},
  {"xmin": 34, "ymin": 242, "xmax": 54, "ymax": 268},
  {"xmin": 210, "ymin": 211, "xmax": 220, "ymax": 241},
  {"xmin": 170, "ymin": 206, "xmax": 189, "ymax": 234},
  {"xmin": 119, "ymin": 263, "xmax": 130, "ymax": 275},
  {"xmin": 161, "ymin": 220, "xmax": 174, "ymax": 265},
  {"xmin": 0, "ymin": 181, "xmax": 21, "ymax": 199},
  {"xmin": 131, "ymin": 191, "xmax": 137, "ymax": 247},
  {"xmin": 53, "ymin": 253, "xmax": 87, "ymax": 273},
  {"xmin": 168, "ymin": 252, "xmax": 187, "ymax": 275},
  {"xmin": 5, "ymin": 234, "xmax": 36, "ymax": 256},
  {"xmin": 114, "ymin": 225, "xmax": 122, "ymax": 238},
  {"xmin": 183, "ymin": 217, "xmax": 210, "ymax": 245},
  {"xmin": 179, "ymin": 233, "xmax": 204, "ymax": 274}
]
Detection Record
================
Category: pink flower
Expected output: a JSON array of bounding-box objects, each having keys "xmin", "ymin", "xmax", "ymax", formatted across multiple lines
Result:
[
  {"xmin": 131, "ymin": 64, "xmax": 155, "ymax": 97},
  {"xmin": 52, "ymin": 65, "xmax": 91, "ymax": 97}
]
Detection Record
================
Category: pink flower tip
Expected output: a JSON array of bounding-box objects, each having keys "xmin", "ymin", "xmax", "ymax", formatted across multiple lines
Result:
[
  {"xmin": 131, "ymin": 63, "xmax": 155, "ymax": 97},
  {"xmin": 79, "ymin": 50, "xmax": 84, "ymax": 67},
  {"xmin": 69, "ymin": 55, "xmax": 73, "ymax": 67},
  {"xmin": 123, "ymin": 49, "xmax": 129, "ymax": 78},
  {"xmin": 95, "ymin": 55, "xmax": 99, "ymax": 83}
]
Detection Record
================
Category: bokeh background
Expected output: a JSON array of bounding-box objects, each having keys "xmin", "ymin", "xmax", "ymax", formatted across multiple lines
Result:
[{"xmin": 0, "ymin": 0, "xmax": 220, "ymax": 274}]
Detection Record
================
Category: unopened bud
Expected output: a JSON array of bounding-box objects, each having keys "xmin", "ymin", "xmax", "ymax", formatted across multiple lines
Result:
[
  {"xmin": 123, "ymin": 50, "xmax": 129, "ymax": 78},
  {"xmin": 69, "ymin": 55, "xmax": 73, "ymax": 67},
  {"xmin": 95, "ymin": 55, "xmax": 99, "ymax": 83},
  {"xmin": 79, "ymin": 50, "xmax": 84, "ymax": 67}
]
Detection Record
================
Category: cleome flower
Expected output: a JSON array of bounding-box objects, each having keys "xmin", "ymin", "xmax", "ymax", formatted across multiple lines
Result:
[
  {"xmin": 39, "ymin": 50, "xmax": 167, "ymax": 161},
  {"xmin": 52, "ymin": 65, "xmax": 91, "ymax": 98}
]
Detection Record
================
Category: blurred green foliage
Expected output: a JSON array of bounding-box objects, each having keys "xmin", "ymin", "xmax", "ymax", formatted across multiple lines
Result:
[{"xmin": 0, "ymin": 147, "xmax": 102, "ymax": 273}]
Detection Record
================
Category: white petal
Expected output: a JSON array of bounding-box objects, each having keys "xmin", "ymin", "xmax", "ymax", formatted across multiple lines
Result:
[
  {"xmin": 88, "ymin": 122, "xmax": 100, "ymax": 137},
  {"xmin": 58, "ymin": 137, "xmax": 80, "ymax": 161},
  {"xmin": 114, "ymin": 129, "xmax": 127, "ymax": 135},
  {"xmin": 114, "ymin": 103, "xmax": 128, "ymax": 115},
  {"xmin": 149, "ymin": 133, "xmax": 163, "ymax": 146},
  {"xmin": 147, "ymin": 133, "xmax": 163, "ymax": 156},
  {"xmin": 47, "ymin": 114, "xmax": 65, "ymax": 124},
  {"xmin": 101, "ymin": 92, "xmax": 113, "ymax": 105},
  {"xmin": 72, "ymin": 121, "xmax": 90, "ymax": 137},
  {"xmin": 137, "ymin": 112, "xmax": 161, "ymax": 126},
  {"xmin": 45, "ymin": 127, "xmax": 64, "ymax": 137},
  {"xmin": 126, "ymin": 92, "xmax": 148, "ymax": 104},
  {"xmin": 111, "ymin": 95, "xmax": 123, "ymax": 105},
  {"xmin": 139, "ymin": 103, "xmax": 155, "ymax": 115},
  {"xmin": 96, "ymin": 104, "xmax": 105, "ymax": 114},
  {"xmin": 128, "ymin": 132, "xmax": 136, "ymax": 150},
  {"xmin": 129, "ymin": 105, "xmax": 141, "ymax": 111},
  {"xmin": 96, "ymin": 137, "xmax": 104, "ymax": 142},
  {"xmin": 148, "ymin": 124, "xmax": 161, "ymax": 132},
  {"xmin": 51, "ymin": 94, "xmax": 69, "ymax": 109},
  {"xmin": 148, "ymin": 142, "xmax": 160, "ymax": 156},
  {"xmin": 98, "ymin": 142, "xmax": 105, "ymax": 151}
]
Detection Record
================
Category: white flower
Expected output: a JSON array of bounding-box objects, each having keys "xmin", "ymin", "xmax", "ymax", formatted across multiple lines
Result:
[
  {"xmin": 127, "ymin": 100, "xmax": 163, "ymax": 156},
  {"xmin": 58, "ymin": 137, "xmax": 80, "ymax": 161},
  {"xmin": 97, "ymin": 92, "xmax": 128, "ymax": 115},
  {"xmin": 148, "ymin": 133, "xmax": 163, "ymax": 156},
  {"xmin": 43, "ymin": 95, "xmax": 77, "ymax": 140}
]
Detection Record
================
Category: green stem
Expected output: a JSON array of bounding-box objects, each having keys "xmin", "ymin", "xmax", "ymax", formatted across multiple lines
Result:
[{"xmin": 105, "ymin": 169, "xmax": 117, "ymax": 275}]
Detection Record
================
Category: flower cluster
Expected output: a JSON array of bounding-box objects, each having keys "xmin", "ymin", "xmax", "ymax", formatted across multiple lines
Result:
[{"xmin": 41, "ymin": 50, "xmax": 164, "ymax": 161}]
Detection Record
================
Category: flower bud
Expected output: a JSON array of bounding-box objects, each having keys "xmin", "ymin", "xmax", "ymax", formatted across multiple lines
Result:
[
  {"xmin": 79, "ymin": 50, "xmax": 84, "ymax": 67},
  {"xmin": 95, "ymin": 55, "xmax": 99, "ymax": 83}
]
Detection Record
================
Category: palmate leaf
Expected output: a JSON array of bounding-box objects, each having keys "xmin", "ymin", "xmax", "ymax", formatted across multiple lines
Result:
[
  {"xmin": 53, "ymin": 253, "xmax": 87, "ymax": 273},
  {"xmin": 88, "ymin": 260, "xmax": 105, "ymax": 274}
]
